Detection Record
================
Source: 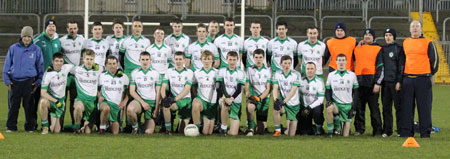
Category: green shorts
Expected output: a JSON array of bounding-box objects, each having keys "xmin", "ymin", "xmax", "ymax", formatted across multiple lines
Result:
[
  {"xmin": 196, "ymin": 97, "xmax": 216, "ymax": 120},
  {"xmin": 99, "ymin": 101, "xmax": 120, "ymax": 122},
  {"xmin": 134, "ymin": 99, "xmax": 156, "ymax": 120},
  {"xmin": 49, "ymin": 97, "xmax": 65, "ymax": 118},
  {"xmin": 284, "ymin": 104, "xmax": 300, "ymax": 121},
  {"xmin": 75, "ymin": 98, "xmax": 97, "ymax": 123},
  {"xmin": 175, "ymin": 98, "xmax": 192, "ymax": 120},
  {"xmin": 256, "ymin": 97, "xmax": 270, "ymax": 118},
  {"xmin": 335, "ymin": 102, "xmax": 352, "ymax": 122},
  {"xmin": 228, "ymin": 102, "xmax": 241, "ymax": 120}
]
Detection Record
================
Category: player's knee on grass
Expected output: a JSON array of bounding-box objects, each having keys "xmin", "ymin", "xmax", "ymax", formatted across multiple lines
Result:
[
  {"xmin": 326, "ymin": 105, "xmax": 336, "ymax": 114},
  {"xmin": 74, "ymin": 101, "xmax": 85, "ymax": 112},
  {"xmin": 100, "ymin": 103, "xmax": 110, "ymax": 112},
  {"xmin": 247, "ymin": 103, "xmax": 256, "ymax": 112},
  {"xmin": 39, "ymin": 98, "xmax": 50, "ymax": 108}
]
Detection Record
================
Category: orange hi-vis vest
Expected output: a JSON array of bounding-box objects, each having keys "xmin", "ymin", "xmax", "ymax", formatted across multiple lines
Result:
[
  {"xmin": 403, "ymin": 38, "xmax": 431, "ymax": 75},
  {"xmin": 354, "ymin": 44, "xmax": 382, "ymax": 75},
  {"xmin": 327, "ymin": 36, "xmax": 356, "ymax": 70}
]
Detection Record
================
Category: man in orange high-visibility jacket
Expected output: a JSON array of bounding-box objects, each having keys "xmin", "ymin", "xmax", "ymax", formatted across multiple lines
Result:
[
  {"xmin": 353, "ymin": 29, "xmax": 384, "ymax": 136},
  {"xmin": 399, "ymin": 20, "xmax": 439, "ymax": 138},
  {"xmin": 324, "ymin": 22, "xmax": 357, "ymax": 72}
]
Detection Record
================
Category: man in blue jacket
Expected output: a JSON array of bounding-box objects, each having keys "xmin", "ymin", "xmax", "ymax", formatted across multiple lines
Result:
[{"xmin": 3, "ymin": 26, "xmax": 44, "ymax": 132}]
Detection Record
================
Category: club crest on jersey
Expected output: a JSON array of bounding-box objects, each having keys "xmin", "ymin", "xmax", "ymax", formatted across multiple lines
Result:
[
  {"xmin": 389, "ymin": 52, "xmax": 394, "ymax": 58},
  {"xmin": 29, "ymin": 53, "xmax": 34, "ymax": 58}
]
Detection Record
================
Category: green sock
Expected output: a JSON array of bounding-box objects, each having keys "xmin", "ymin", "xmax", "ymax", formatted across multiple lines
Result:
[
  {"xmin": 41, "ymin": 120, "xmax": 49, "ymax": 127},
  {"xmin": 165, "ymin": 122, "xmax": 172, "ymax": 131},
  {"xmin": 248, "ymin": 120, "xmax": 255, "ymax": 129},
  {"xmin": 327, "ymin": 123, "xmax": 334, "ymax": 133},
  {"xmin": 334, "ymin": 116, "xmax": 341, "ymax": 131},
  {"xmin": 274, "ymin": 125, "xmax": 281, "ymax": 132},
  {"xmin": 196, "ymin": 124, "xmax": 201, "ymax": 129},
  {"xmin": 316, "ymin": 125, "xmax": 323, "ymax": 132},
  {"xmin": 74, "ymin": 123, "xmax": 81, "ymax": 129},
  {"xmin": 132, "ymin": 124, "xmax": 139, "ymax": 129}
]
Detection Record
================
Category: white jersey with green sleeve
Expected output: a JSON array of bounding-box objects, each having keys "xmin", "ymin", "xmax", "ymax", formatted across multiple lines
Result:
[
  {"xmin": 246, "ymin": 65, "xmax": 271, "ymax": 97},
  {"xmin": 326, "ymin": 70, "xmax": 359, "ymax": 104},
  {"xmin": 99, "ymin": 72, "xmax": 129, "ymax": 105},
  {"xmin": 106, "ymin": 35, "xmax": 126, "ymax": 60},
  {"xmin": 297, "ymin": 40, "xmax": 325, "ymax": 75},
  {"xmin": 41, "ymin": 64, "xmax": 75, "ymax": 99},
  {"xmin": 163, "ymin": 68, "xmax": 193, "ymax": 99},
  {"xmin": 272, "ymin": 69, "xmax": 301, "ymax": 106},
  {"xmin": 299, "ymin": 76, "xmax": 325, "ymax": 109},
  {"xmin": 216, "ymin": 67, "xmax": 246, "ymax": 103},
  {"xmin": 82, "ymin": 38, "xmax": 109, "ymax": 66},
  {"xmin": 268, "ymin": 37, "xmax": 298, "ymax": 71},
  {"xmin": 120, "ymin": 35, "xmax": 151, "ymax": 72},
  {"xmin": 60, "ymin": 35, "xmax": 85, "ymax": 66},
  {"xmin": 214, "ymin": 34, "xmax": 244, "ymax": 67},
  {"xmin": 243, "ymin": 36, "xmax": 269, "ymax": 67},
  {"xmin": 130, "ymin": 68, "xmax": 161, "ymax": 101},
  {"xmin": 193, "ymin": 68, "xmax": 218, "ymax": 103},
  {"xmin": 186, "ymin": 41, "xmax": 219, "ymax": 71},
  {"xmin": 164, "ymin": 33, "xmax": 191, "ymax": 53},
  {"xmin": 72, "ymin": 65, "xmax": 104, "ymax": 100},
  {"xmin": 146, "ymin": 43, "xmax": 173, "ymax": 75}
]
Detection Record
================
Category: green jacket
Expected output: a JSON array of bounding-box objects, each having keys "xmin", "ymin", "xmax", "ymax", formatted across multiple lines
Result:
[{"xmin": 33, "ymin": 32, "xmax": 61, "ymax": 69}]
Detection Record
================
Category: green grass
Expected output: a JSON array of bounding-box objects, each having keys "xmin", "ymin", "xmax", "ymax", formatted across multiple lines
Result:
[{"xmin": 0, "ymin": 84, "xmax": 450, "ymax": 158}]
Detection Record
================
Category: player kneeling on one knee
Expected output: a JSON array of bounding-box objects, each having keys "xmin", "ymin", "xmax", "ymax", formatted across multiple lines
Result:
[
  {"xmin": 192, "ymin": 50, "xmax": 218, "ymax": 135},
  {"xmin": 161, "ymin": 51, "xmax": 194, "ymax": 134},
  {"xmin": 40, "ymin": 53, "xmax": 74, "ymax": 134},
  {"xmin": 325, "ymin": 54, "xmax": 359, "ymax": 137},
  {"xmin": 272, "ymin": 55, "xmax": 301, "ymax": 137},
  {"xmin": 244, "ymin": 49, "xmax": 272, "ymax": 136},
  {"xmin": 216, "ymin": 51, "xmax": 246, "ymax": 136},
  {"xmin": 98, "ymin": 56, "xmax": 129, "ymax": 135},
  {"xmin": 127, "ymin": 52, "xmax": 161, "ymax": 134},
  {"xmin": 72, "ymin": 50, "xmax": 103, "ymax": 134}
]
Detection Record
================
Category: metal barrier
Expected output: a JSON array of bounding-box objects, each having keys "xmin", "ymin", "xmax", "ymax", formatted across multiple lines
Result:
[
  {"xmin": 320, "ymin": 16, "xmax": 363, "ymax": 39},
  {"xmin": 433, "ymin": 41, "xmax": 450, "ymax": 84},
  {"xmin": 368, "ymin": 16, "xmax": 410, "ymax": 28},
  {"xmin": 0, "ymin": 13, "xmax": 40, "ymax": 34},
  {"xmin": 436, "ymin": 0, "xmax": 450, "ymax": 23},
  {"xmin": 319, "ymin": 0, "xmax": 365, "ymax": 22},
  {"xmin": 443, "ymin": 17, "xmax": 450, "ymax": 41},
  {"xmin": 275, "ymin": 15, "xmax": 317, "ymax": 39},
  {"xmin": 43, "ymin": 13, "xmax": 84, "ymax": 32},
  {"xmin": 234, "ymin": 14, "xmax": 273, "ymax": 38}
]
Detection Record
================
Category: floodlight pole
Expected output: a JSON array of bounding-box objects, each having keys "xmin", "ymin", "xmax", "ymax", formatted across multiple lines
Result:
[
  {"xmin": 84, "ymin": 0, "xmax": 89, "ymax": 39},
  {"xmin": 240, "ymin": 0, "xmax": 245, "ymax": 70}
]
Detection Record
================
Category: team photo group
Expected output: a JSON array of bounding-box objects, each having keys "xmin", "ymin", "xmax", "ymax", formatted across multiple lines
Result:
[{"xmin": 3, "ymin": 16, "xmax": 438, "ymax": 138}]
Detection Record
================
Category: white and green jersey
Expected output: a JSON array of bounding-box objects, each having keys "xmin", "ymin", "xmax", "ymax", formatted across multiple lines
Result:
[
  {"xmin": 72, "ymin": 65, "xmax": 104, "ymax": 100},
  {"xmin": 146, "ymin": 43, "xmax": 173, "ymax": 75},
  {"xmin": 106, "ymin": 35, "xmax": 126, "ymax": 61},
  {"xmin": 120, "ymin": 35, "xmax": 151, "ymax": 72},
  {"xmin": 216, "ymin": 67, "xmax": 246, "ymax": 103},
  {"xmin": 163, "ymin": 68, "xmax": 194, "ymax": 99},
  {"xmin": 272, "ymin": 70, "xmax": 301, "ymax": 106},
  {"xmin": 297, "ymin": 40, "xmax": 325, "ymax": 75},
  {"xmin": 243, "ymin": 36, "xmax": 269, "ymax": 67},
  {"xmin": 99, "ymin": 71, "xmax": 129, "ymax": 105},
  {"xmin": 214, "ymin": 34, "xmax": 244, "ymax": 67},
  {"xmin": 164, "ymin": 33, "xmax": 190, "ymax": 53},
  {"xmin": 60, "ymin": 35, "xmax": 85, "ymax": 66},
  {"xmin": 326, "ymin": 70, "xmax": 359, "ymax": 104},
  {"xmin": 82, "ymin": 38, "xmax": 109, "ymax": 66},
  {"xmin": 186, "ymin": 40, "xmax": 219, "ymax": 71},
  {"xmin": 130, "ymin": 67, "xmax": 161, "ymax": 101},
  {"xmin": 193, "ymin": 68, "xmax": 218, "ymax": 103},
  {"xmin": 41, "ymin": 64, "xmax": 74, "ymax": 99},
  {"xmin": 268, "ymin": 37, "xmax": 297, "ymax": 71},
  {"xmin": 246, "ymin": 65, "xmax": 272, "ymax": 97},
  {"xmin": 299, "ymin": 76, "xmax": 325, "ymax": 109}
]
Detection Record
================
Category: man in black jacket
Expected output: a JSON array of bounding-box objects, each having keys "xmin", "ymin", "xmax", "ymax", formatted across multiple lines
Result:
[{"xmin": 380, "ymin": 28, "xmax": 403, "ymax": 137}]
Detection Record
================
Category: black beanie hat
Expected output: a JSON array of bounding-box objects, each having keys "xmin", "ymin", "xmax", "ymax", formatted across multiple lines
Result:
[
  {"xmin": 45, "ymin": 20, "xmax": 56, "ymax": 28},
  {"xmin": 384, "ymin": 28, "xmax": 397, "ymax": 40},
  {"xmin": 335, "ymin": 22, "xmax": 347, "ymax": 33},
  {"xmin": 363, "ymin": 28, "xmax": 376, "ymax": 39}
]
